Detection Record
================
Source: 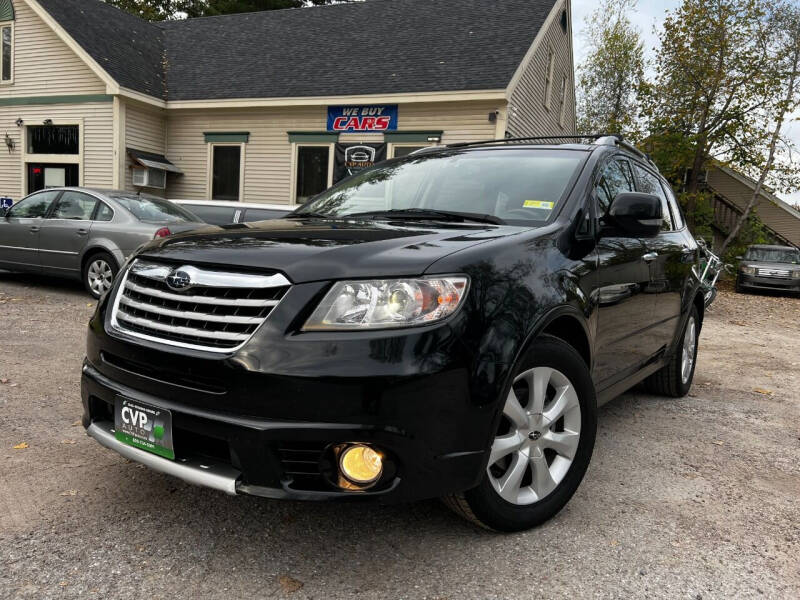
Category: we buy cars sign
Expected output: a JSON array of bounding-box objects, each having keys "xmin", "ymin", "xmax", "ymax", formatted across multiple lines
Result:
[{"xmin": 328, "ymin": 105, "xmax": 398, "ymax": 132}]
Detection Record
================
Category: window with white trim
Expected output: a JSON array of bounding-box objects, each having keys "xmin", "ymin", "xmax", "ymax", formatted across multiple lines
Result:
[
  {"xmin": 543, "ymin": 48, "xmax": 555, "ymax": 109},
  {"xmin": 0, "ymin": 22, "xmax": 12, "ymax": 83},
  {"xmin": 558, "ymin": 73, "xmax": 568, "ymax": 127}
]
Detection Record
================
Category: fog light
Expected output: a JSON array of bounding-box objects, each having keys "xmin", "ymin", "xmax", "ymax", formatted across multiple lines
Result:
[{"xmin": 339, "ymin": 444, "xmax": 383, "ymax": 484}]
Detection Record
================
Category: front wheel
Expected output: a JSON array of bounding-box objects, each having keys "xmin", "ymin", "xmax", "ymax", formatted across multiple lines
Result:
[{"xmin": 445, "ymin": 336, "xmax": 597, "ymax": 532}]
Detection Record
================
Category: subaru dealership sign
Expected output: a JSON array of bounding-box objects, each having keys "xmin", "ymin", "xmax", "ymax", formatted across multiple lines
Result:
[{"xmin": 328, "ymin": 105, "xmax": 398, "ymax": 132}]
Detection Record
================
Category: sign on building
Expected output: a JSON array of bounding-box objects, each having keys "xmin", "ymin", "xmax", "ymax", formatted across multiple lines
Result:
[
  {"xmin": 328, "ymin": 105, "xmax": 398, "ymax": 132},
  {"xmin": 333, "ymin": 143, "xmax": 387, "ymax": 183}
]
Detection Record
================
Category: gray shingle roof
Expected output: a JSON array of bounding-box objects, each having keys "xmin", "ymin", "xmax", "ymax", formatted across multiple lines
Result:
[{"xmin": 37, "ymin": 0, "xmax": 558, "ymax": 102}]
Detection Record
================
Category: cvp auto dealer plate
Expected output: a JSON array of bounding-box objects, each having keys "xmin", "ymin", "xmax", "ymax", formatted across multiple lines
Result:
[{"xmin": 114, "ymin": 397, "xmax": 174, "ymax": 460}]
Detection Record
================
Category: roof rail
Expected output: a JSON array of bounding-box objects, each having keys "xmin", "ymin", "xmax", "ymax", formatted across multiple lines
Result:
[{"xmin": 445, "ymin": 134, "xmax": 617, "ymax": 149}]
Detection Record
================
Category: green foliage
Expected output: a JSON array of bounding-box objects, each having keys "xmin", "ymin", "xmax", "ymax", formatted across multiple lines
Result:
[
  {"xmin": 576, "ymin": 0, "xmax": 644, "ymax": 137},
  {"xmin": 677, "ymin": 191, "xmax": 714, "ymax": 242},
  {"xmin": 105, "ymin": 0, "xmax": 351, "ymax": 20},
  {"xmin": 722, "ymin": 212, "xmax": 771, "ymax": 264},
  {"xmin": 104, "ymin": 0, "xmax": 181, "ymax": 20}
]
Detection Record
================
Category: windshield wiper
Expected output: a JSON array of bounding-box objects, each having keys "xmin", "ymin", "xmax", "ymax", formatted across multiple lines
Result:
[
  {"xmin": 346, "ymin": 209, "xmax": 505, "ymax": 225},
  {"xmin": 285, "ymin": 211, "xmax": 330, "ymax": 219}
]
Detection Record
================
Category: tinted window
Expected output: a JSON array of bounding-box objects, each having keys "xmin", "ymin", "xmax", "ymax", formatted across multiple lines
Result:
[
  {"xmin": 595, "ymin": 159, "xmax": 635, "ymax": 215},
  {"xmin": 183, "ymin": 204, "xmax": 237, "ymax": 225},
  {"xmin": 51, "ymin": 191, "xmax": 97, "ymax": 220},
  {"xmin": 95, "ymin": 202, "xmax": 114, "ymax": 222},
  {"xmin": 212, "ymin": 146, "xmax": 241, "ymax": 201},
  {"xmin": 661, "ymin": 182, "xmax": 684, "ymax": 229},
  {"xmin": 392, "ymin": 146, "xmax": 426, "ymax": 158},
  {"xmin": 298, "ymin": 149, "xmax": 584, "ymax": 223},
  {"xmin": 242, "ymin": 208, "xmax": 290, "ymax": 222},
  {"xmin": 634, "ymin": 165, "xmax": 672, "ymax": 231},
  {"xmin": 7, "ymin": 191, "xmax": 60, "ymax": 218},
  {"xmin": 110, "ymin": 195, "xmax": 195, "ymax": 223},
  {"xmin": 296, "ymin": 146, "xmax": 330, "ymax": 204}
]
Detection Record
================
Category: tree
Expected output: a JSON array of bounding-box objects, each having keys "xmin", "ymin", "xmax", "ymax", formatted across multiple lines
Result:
[
  {"xmin": 576, "ymin": 0, "xmax": 645, "ymax": 137},
  {"xmin": 105, "ymin": 0, "xmax": 352, "ymax": 20},
  {"xmin": 643, "ymin": 0, "xmax": 775, "ymax": 230},
  {"xmin": 104, "ymin": 0, "xmax": 184, "ymax": 20},
  {"xmin": 718, "ymin": 1, "xmax": 800, "ymax": 254}
]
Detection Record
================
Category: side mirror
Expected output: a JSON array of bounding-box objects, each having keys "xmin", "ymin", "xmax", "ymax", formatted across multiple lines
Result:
[{"xmin": 606, "ymin": 192, "xmax": 662, "ymax": 237}]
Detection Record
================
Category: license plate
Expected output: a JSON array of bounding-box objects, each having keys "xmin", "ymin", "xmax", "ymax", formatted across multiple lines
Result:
[{"xmin": 114, "ymin": 397, "xmax": 174, "ymax": 460}]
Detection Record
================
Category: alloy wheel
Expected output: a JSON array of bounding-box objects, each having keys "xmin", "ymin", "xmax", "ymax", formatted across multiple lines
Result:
[
  {"xmin": 681, "ymin": 316, "xmax": 697, "ymax": 384},
  {"xmin": 87, "ymin": 259, "xmax": 114, "ymax": 296},
  {"xmin": 487, "ymin": 367, "xmax": 582, "ymax": 505}
]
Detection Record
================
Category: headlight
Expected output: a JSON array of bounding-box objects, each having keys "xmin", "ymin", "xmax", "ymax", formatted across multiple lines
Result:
[
  {"xmin": 741, "ymin": 265, "xmax": 756, "ymax": 275},
  {"xmin": 303, "ymin": 276, "xmax": 468, "ymax": 330}
]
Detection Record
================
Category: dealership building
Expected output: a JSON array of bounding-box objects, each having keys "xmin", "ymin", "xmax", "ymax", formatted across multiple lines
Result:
[{"xmin": 0, "ymin": 0, "xmax": 575, "ymax": 205}]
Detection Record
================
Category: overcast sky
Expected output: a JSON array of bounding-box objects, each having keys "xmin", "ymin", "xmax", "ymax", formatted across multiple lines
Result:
[{"xmin": 571, "ymin": 0, "xmax": 800, "ymax": 205}]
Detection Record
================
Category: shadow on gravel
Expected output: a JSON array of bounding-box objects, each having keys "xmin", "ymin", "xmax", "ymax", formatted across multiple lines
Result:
[{"xmin": 0, "ymin": 270, "xmax": 86, "ymax": 297}]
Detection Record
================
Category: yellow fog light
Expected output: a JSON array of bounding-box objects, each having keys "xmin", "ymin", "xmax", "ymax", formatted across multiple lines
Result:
[{"xmin": 339, "ymin": 444, "xmax": 383, "ymax": 484}]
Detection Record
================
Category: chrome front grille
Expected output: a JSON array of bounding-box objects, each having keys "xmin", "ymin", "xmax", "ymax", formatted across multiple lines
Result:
[
  {"xmin": 109, "ymin": 260, "xmax": 290, "ymax": 352},
  {"xmin": 756, "ymin": 267, "xmax": 790, "ymax": 278}
]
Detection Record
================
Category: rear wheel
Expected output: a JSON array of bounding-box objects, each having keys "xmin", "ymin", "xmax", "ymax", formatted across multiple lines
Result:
[
  {"xmin": 83, "ymin": 251, "xmax": 118, "ymax": 299},
  {"xmin": 643, "ymin": 305, "xmax": 699, "ymax": 397},
  {"xmin": 445, "ymin": 336, "xmax": 597, "ymax": 532}
]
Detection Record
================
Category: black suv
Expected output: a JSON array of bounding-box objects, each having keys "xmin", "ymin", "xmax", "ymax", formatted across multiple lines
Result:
[{"xmin": 81, "ymin": 136, "xmax": 702, "ymax": 531}]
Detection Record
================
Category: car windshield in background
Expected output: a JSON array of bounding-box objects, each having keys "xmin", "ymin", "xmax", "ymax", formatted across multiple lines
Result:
[
  {"xmin": 296, "ymin": 149, "xmax": 585, "ymax": 224},
  {"xmin": 745, "ymin": 248, "xmax": 799, "ymax": 263},
  {"xmin": 111, "ymin": 195, "xmax": 196, "ymax": 223}
]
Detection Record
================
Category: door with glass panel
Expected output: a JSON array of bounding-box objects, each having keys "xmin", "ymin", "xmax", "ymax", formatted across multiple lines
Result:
[
  {"xmin": 295, "ymin": 146, "xmax": 330, "ymax": 203},
  {"xmin": 38, "ymin": 191, "xmax": 98, "ymax": 272}
]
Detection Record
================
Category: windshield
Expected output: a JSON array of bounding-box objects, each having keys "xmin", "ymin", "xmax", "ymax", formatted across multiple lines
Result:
[
  {"xmin": 111, "ymin": 194, "xmax": 196, "ymax": 223},
  {"xmin": 296, "ymin": 149, "xmax": 586, "ymax": 223},
  {"xmin": 744, "ymin": 248, "xmax": 799, "ymax": 264}
]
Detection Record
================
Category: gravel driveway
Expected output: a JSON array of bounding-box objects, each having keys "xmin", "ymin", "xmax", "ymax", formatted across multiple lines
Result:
[{"xmin": 1, "ymin": 273, "xmax": 798, "ymax": 599}]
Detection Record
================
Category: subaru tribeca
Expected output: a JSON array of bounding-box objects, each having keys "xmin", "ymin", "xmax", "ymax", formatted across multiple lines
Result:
[{"xmin": 81, "ymin": 135, "xmax": 703, "ymax": 531}]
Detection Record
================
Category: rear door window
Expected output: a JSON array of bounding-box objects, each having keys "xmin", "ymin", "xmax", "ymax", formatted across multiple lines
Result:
[
  {"xmin": 182, "ymin": 204, "xmax": 237, "ymax": 225},
  {"xmin": 634, "ymin": 165, "xmax": 673, "ymax": 231},
  {"xmin": 241, "ymin": 208, "xmax": 290, "ymax": 222},
  {"xmin": 51, "ymin": 191, "xmax": 97, "ymax": 220}
]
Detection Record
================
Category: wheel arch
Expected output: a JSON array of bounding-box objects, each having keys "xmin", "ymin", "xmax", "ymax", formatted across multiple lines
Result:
[{"xmin": 80, "ymin": 243, "xmax": 122, "ymax": 273}]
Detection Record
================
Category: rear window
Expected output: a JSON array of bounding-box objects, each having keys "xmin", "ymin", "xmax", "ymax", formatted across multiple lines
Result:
[
  {"xmin": 111, "ymin": 195, "xmax": 196, "ymax": 223},
  {"xmin": 744, "ymin": 248, "xmax": 799, "ymax": 263}
]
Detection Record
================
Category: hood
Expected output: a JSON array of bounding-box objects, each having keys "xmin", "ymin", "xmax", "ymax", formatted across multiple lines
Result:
[{"xmin": 137, "ymin": 217, "xmax": 525, "ymax": 283}]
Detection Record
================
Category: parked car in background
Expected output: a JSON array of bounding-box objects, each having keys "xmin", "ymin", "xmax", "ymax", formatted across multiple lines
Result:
[
  {"xmin": 736, "ymin": 244, "xmax": 800, "ymax": 294},
  {"xmin": 81, "ymin": 135, "xmax": 704, "ymax": 532},
  {"xmin": 172, "ymin": 199, "xmax": 292, "ymax": 225},
  {"xmin": 0, "ymin": 188, "xmax": 205, "ymax": 298}
]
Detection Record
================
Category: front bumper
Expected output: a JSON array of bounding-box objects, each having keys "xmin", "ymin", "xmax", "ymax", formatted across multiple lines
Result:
[
  {"xmin": 738, "ymin": 274, "xmax": 800, "ymax": 292},
  {"xmin": 81, "ymin": 352, "xmax": 492, "ymax": 503}
]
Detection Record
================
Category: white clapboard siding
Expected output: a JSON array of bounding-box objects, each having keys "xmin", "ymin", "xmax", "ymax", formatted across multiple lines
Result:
[
  {"xmin": 0, "ymin": 102, "xmax": 113, "ymax": 199},
  {"xmin": 0, "ymin": 1, "xmax": 106, "ymax": 98},
  {"xmin": 124, "ymin": 101, "xmax": 167, "ymax": 194},
  {"xmin": 507, "ymin": 0, "xmax": 576, "ymax": 137},
  {"xmin": 166, "ymin": 100, "xmax": 501, "ymax": 204}
]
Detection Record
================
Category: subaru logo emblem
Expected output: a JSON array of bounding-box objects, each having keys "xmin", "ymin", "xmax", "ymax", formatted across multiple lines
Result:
[{"xmin": 166, "ymin": 269, "xmax": 192, "ymax": 291}]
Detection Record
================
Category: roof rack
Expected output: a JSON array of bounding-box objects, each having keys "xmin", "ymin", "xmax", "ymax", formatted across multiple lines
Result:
[
  {"xmin": 443, "ymin": 133, "xmax": 657, "ymax": 166},
  {"xmin": 445, "ymin": 134, "xmax": 615, "ymax": 149}
]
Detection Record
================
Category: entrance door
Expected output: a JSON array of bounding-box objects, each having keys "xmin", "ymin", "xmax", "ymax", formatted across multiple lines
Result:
[
  {"xmin": 27, "ymin": 163, "xmax": 79, "ymax": 194},
  {"xmin": 211, "ymin": 146, "xmax": 241, "ymax": 201},
  {"xmin": 295, "ymin": 146, "xmax": 330, "ymax": 203}
]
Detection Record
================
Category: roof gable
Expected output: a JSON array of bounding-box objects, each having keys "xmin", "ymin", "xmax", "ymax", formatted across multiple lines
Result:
[{"xmin": 34, "ymin": 0, "xmax": 558, "ymax": 102}]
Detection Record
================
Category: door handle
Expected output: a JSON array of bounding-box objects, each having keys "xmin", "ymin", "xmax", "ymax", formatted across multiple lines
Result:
[
  {"xmin": 76, "ymin": 228, "xmax": 88, "ymax": 236},
  {"xmin": 642, "ymin": 252, "xmax": 658, "ymax": 263},
  {"xmin": 29, "ymin": 226, "xmax": 40, "ymax": 233}
]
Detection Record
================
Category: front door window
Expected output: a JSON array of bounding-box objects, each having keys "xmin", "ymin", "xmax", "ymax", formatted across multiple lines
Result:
[{"xmin": 211, "ymin": 145, "xmax": 241, "ymax": 201}]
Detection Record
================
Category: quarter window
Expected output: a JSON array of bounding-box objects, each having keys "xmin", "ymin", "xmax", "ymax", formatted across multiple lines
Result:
[
  {"xmin": 1, "ymin": 22, "xmax": 11, "ymax": 82},
  {"xmin": 95, "ymin": 202, "xmax": 114, "ymax": 222},
  {"xmin": 7, "ymin": 191, "xmax": 60, "ymax": 218},
  {"xmin": 634, "ymin": 165, "xmax": 673, "ymax": 231},
  {"xmin": 595, "ymin": 159, "xmax": 635, "ymax": 216}
]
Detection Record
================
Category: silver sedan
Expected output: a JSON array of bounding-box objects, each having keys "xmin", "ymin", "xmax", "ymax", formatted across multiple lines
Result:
[{"xmin": 0, "ymin": 188, "xmax": 205, "ymax": 298}]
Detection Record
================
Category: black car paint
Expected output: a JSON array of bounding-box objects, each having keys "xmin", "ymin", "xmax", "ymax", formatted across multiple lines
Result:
[{"xmin": 81, "ymin": 144, "xmax": 703, "ymax": 503}]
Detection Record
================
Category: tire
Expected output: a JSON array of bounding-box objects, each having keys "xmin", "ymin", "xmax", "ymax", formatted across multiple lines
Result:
[
  {"xmin": 82, "ymin": 251, "xmax": 118, "ymax": 299},
  {"xmin": 643, "ymin": 305, "xmax": 699, "ymax": 398},
  {"xmin": 445, "ymin": 335, "xmax": 597, "ymax": 532}
]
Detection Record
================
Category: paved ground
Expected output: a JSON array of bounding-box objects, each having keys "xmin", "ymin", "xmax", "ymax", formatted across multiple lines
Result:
[{"xmin": 0, "ymin": 272, "xmax": 798, "ymax": 599}]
